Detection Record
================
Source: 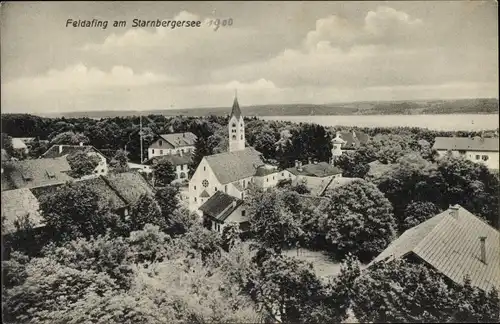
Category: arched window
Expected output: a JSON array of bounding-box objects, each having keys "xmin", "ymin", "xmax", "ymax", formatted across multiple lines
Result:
[
  {"xmin": 232, "ymin": 123, "xmax": 236, "ymax": 127},
  {"xmin": 232, "ymin": 135, "xmax": 236, "ymax": 140},
  {"xmin": 180, "ymin": 172, "xmax": 186, "ymax": 179}
]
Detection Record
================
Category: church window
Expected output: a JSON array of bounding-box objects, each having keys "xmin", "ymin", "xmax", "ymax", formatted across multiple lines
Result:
[
  {"xmin": 232, "ymin": 129, "xmax": 237, "ymax": 133},
  {"xmin": 232, "ymin": 123, "xmax": 236, "ymax": 127},
  {"xmin": 194, "ymin": 185, "xmax": 196, "ymax": 190},
  {"xmin": 215, "ymin": 187, "xmax": 218, "ymax": 191},
  {"xmin": 202, "ymin": 179, "xmax": 209, "ymax": 188},
  {"xmin": 241, "ymin": 210, "xmax": 246, "ymax": 217},
  {"xmin": 194, "ymin": 197, "xmax": 197, "ymax": 202},
  {"xmin": 204, "ymin": 166, "xmax": 206, "ymax": 171},
  {"xmin": 232, "ymin": 135, "xmax": 236, "ymax": 140},
  {"xmin": 240, "ymin": 124, "xmax": 243, "ymax": 127},
  {"xmin": 243, "ymin": 180, "xmax": 246, "ymax": 188},
  {"xmin": 266, "ymin": 177, "xmax": 269, "ymax": 182}
]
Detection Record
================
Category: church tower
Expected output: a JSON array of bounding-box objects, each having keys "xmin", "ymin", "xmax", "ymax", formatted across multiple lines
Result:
[{"xmin": 228, "ymin": 92, "xmax": 246, "ymax": 152}]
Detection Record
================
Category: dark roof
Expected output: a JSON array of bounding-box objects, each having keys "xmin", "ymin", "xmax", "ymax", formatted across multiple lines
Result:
[
  {"xmin": 1, "ymin": 188, "xmax": 44, "ymax": 234},
  {"xmin": 254, "ymin": 164, "xmax": 278, "ymax": 177},
  {"xmin": 205, "ymin": 147, "xmax": 263, "ymax": 184},
  {"xmin": 199, "ymin": 191, "xmax": 244, "ymax": 221},
  {"xmin": 230, "ymin": 96, "xmax": 242, "ymax": 119},
  {"xmin": 103, "ymin": 172, "xmax": 155, "ymax": 205},
  {"xmin": 2, "ymin": 158, "xmax": 73, "ymax": 191},
  {"xmin": 287, "ymin": 162, "xmax": 342, "ymax": 177},
  {"xmin": 370, "ymin": 205, "xmax": 500, "ymax": 292},
  {"xmin": 76, "ymin": 177, "xmax": 127, "ymax": 210},
  {"xmin": 159, "ymin": 132, "xmax": 197, "ymax": 148},
  {"xmin": 338, "ymin": 131, "xmax": 369, "ymax": 149},
  {"xmin": 432, "ymin": 137, "xmax": 499, "ymax": 152},
  {"xmin": 143, "ymin": 152, "xmax": 193, "ymax": 166},
  {"xmin": 42, "ymin": 145, "xmax": 107, "ymax": 159}
]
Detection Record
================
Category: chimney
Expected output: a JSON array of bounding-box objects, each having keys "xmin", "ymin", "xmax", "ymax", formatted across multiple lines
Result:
[
  {"xmin": 479, "ymin": 236, "xmax": 487, "ymax": 264},
  {"xmin": 58, "ymin": 145, "xmax": 63, "ymax": 154},
  {"xmin": 79, "ymin": 142, "xmax": 84, "ymax": 147},
  {"xmin": 449, "ymin": 205, "xmax": 459, "ymax": 218}
]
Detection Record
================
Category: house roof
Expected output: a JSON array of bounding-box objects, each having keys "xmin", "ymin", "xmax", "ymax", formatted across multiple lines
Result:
[
  {"xmin": 254, "ymin": 164, "xmax": 278, "ymax": 177},
  {"xmin": 2, "ymin": 158, "xmax": 73, "ymax": 190},
  {"xmin": 199, "ymin": 191, "xmax": 244, "ymax": 221},
  {"xmin": 230, "ymin": 96, "xmax": 242, "ymax": 119},
  {"xmin": 11, "ymin": 138, "xmax": 28, "ymax": 150},
  {"xmin": 287, "ymin": 162, "xmax": 342, "ymax": 177},
  {"xmin": 338, "ymin": 131, "xmax": 369, "ymax": 149},
  {"xmin": 205, "ymin": 147, "xmax": 263, "ymax": 185},
  {"xmin": 292, "ymin": 175, "xmax": 335, "ymax": 196},
  {"xmin": 143, "ymin": 152, "xmax": 193, "ymax": 166},
  {"xmin": 76, "ymin": 177, "xmax": 128, "ymax": 210},
  {"xmin": 41, "ymin": 145, "xmax": 106, "ymax": 159},
  {"xmin": 1, "ymin": 188, "xmax": 44, "ymax": 234},
  {"xmin": 158, "ymin": 132, "xmax": 197, "ymax": 148},
  {"xmin": 432, "ymin": 137, "xmax": 499, "ymax": 152},
  {"xmin": 103, "ymin": 172, "xmax": 155, "ymax": 205},
  {"xmin": 370, "ymin": 205, "xmax": 500, "ymax": 292},
  {"xmin": 200, "ymin": 190, "xmax": 210, "ymax": 198}
]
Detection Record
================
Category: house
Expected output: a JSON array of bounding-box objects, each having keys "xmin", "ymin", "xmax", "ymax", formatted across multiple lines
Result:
[
  {"xmin": 432, "ymin": 136, "xmax": 499, "ymax": 169},
  {"xmin": 41, "ymin": 143, "xmax": 109, "ymax": 176},
  {"xmin": 330, "ymin": 130, "xmax": 370, "ymax": 160},
  {"xmin": 11, "ymin": 138, "xmax": 29, "ymax": 155},
  {"xmin": 369, "ymin": 205, "xmax": 500, "ymax": 292},
  {"xmin": 286, "ymin": 160, "xmax": 343, "ymax": 196},
  {"xmin": 199, "ymin": 191, "xmax": 249, "ymax": 233},
  {"xmin": 1, "ymin": 188, "xmax": 44, "ymax": 235},
  {"xmin": 147, "ymin": 132, "xmax": 197, "ymax": 160},
  {"xmin": 1, "ymin": 157, "xmax": 74, "ymax": 192},
  {"xmin": 143, "ymin": 151, "xmax": 193, "ymax": 181}
]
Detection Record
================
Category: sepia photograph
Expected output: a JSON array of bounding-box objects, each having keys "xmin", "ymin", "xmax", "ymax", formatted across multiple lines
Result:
[{"xmin": 1, "ymin": 1, "xmax": 499, "ymax": 323}]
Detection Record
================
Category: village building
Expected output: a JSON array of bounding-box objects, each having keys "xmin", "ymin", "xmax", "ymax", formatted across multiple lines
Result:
[
  {"xmin": 41, "ymin": 143, "xmax": 109, "ymax": 177},
  {"xmin": 370, "ymin": 205, "xmax": 500, "ymax": 292},
  {"xmin": 286, "ymin": 159, "xmax": 343, "ymax": 196},
  {"xmin": 143, "ymin": 151, "xmax": 193, "ymax": 181},
  {"xmin": 432, "ymin": 136, "xmax": 499, "ymax": 170},
  {"xmin": 147, "ymin": 132, "xmax": 197, "ymax": 160},
  {"xmin": 199, "ymin": 191, "xmax": 248, "ymax": 233}
]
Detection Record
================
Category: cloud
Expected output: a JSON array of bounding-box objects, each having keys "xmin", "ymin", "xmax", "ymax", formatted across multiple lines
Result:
[
  {"xmin": 2, "ymin": 64, "xmax": 171, "ymax": 98},
  {"xmin": 304, "ymin": 6, "xmax": 424, "ymax": 49}
]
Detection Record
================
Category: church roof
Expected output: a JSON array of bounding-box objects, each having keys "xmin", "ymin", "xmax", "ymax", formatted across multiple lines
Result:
[
  {"xmin": 199, "ymin": 191, "xmax": 244, "ymax": 222},
  {"xmin": 205, "ymin": 147, "xmax": 263, "ymax": 185},
  {"xmin": 230, "ymin": 96, "xmax": 242, "ymax": 119}
]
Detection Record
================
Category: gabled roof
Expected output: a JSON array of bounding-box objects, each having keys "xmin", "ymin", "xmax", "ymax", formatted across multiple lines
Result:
[
  {"xmin": 432, "ymin": 137, "xmax": 499, "ymax": 152},
  {"xmin": 103, "ymin": 172, "xmax": 155, "ymax": 205},
  {"xmin": 287, "ymin": 162, "xmax": 342, "ymax": 177},
  {"xmin": 143, "ymin": 152, "xmax": 193, "ymax": 166},
  {"xmin": 230, "ymin": 96, "xmax": 242, "ymax": 119},
  {"xmin": 41, "ymin": 145, "xmax": 106, "ymax": 159},
  {"xmin": 1, "ymin": 188, "xmax": 43, "ymax": 234},
  {"xmin": 204, "ymin": 147, "xmax": 263, "ymax": 185},
  {"xmin": 199, "ymin": 191, "xmax": 244, "ymax": 221},
  {"xmin": 11, "ymin": 138, "xmax": 28, "ymax": 150},
  {"xmin": 2, "ymin": 158, "xmax": 73, "ymax": 190},
  {"xmin": 158, "ymin": 132, "xmax": 197, "ymax": 148},
  {"xmin": 370, "ymin": 205, "xmax": 500, "ymax": 292}
]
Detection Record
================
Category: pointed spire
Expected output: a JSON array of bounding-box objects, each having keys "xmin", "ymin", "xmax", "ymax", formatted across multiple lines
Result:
[{"xmin": 230, "ymin": 90, "xmax": 242, "ymax": 119}]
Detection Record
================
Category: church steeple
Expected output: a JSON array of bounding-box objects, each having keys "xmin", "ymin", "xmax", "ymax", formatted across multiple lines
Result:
[{"xmin": 228, "ymin": 91, "xmax": 245, "ymax": 152}]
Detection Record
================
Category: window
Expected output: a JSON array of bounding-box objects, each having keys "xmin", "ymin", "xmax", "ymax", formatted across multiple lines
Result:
[
  {"xmin": 204, "ymin": 166, "xmax": 206, "ymax": 171},
  {"xmin": 232, "ymin": 129, "xmax": 236, "ymax": 133},
  {"xmin": 152, "ymin": 149, "xmax": 155, "ymax": 154},
  {"xmin": 232, "ymin": 123, "xmax": 236, "ymax": 127},
  {"xmin": 482, "ymin": 155, "xmax": 489, "ymax": 161},
  {"xmin": 240, "ymin": 124, "xmax": 243, "ymax": 127},
  {"xmin": 266, "ymin": 177, "xmax": 269, "ymax": 182},
  {"xmin": 241, "ymin": 210, "xmax": 246, "ymax": 217},
  {"xmin": 194, "ymin": 197, "xmax": 197, "ymax": 202},
  {"xmin": 215, "ymin": 187, "xmax": 218, "ymax": 191},
  {"xmin": 101, "ymin": 169, "xmax": 105, "ymax": 173},
  {"xmin": 159, "ymin": 140, "xmax": 163, "ymax": 146},
  {"xmin": 202, "ymin": 179, "xmax": 209, "ymax": 187},
  {"xmin": 476, "ymin": 155, "xmax": 480, "ymax": 160},
  {"xmin": 281, "ymin": 172, "xmax": 284, "ymax": 176},
  {"xmin": 243, "ymin": 180, "xmax": 245, "ymax": 188},
  {"xmin": 241, "ymin": 192, "xmax": 244, "ymax": 199},
  {"xmin": 458, "ymin": 150, "xmax": 466, "ymax": 155},
  {"xmin": 273, "ymin": 176, "xmax": 275, "ymax": 180},
  {"xmin": 240, "ymin": 135, "xmax": 243, "ymax": 140},
  {"xmin": 194, "ymin": 185, "xmax": 197, "ymax": 190},
  {"xmin": 232, "ymin": 135, "xmax": 236, "ymax": 140},
  {"xmin": 225, "ymin": 185, "xmax": 228, "ymax": 193},
  {"xmin": 160, "ymin": 150, "xmax": 163, "ymax": 155}
]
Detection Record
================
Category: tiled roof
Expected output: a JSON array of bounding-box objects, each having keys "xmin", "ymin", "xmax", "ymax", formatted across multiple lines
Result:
[
  {"xmin": 199, "ymin": 191, "xmax": 244, "ymax": 221},
  {"xmin": 103, "ymin": 172, "xmax": 155, "ymax": 205},
  {"xmin": 205, "ymin": 147, "xmax": 263, "ymax": 185},
  {"xmin": 432, "ymin": 137, "xmax": 499, "ymax": 152},
  {"xmin": 143, "ymin": 152, "xmax": 193, "ymax": 166},
  {"xmin": 11, "ymin": 138, "xmax": 28, "ymax": 150},
  {"xmin": 42, "ymin": 145, "xmax": 106, "ymax": 159},
  {"xmin": 370, "ymin": 205, "xmax": 500, "ymax": 292},
  {"xmin": 159, "ymin": 132, "xmax": 197, "ymax": 148},
  {"xmin": 287, "ymin": 162, "xmax": 342, "ymax": 177},
  {"xmin": 1, "ymin": 188, "xmax": 43, "ymax": 234},
  {"xmin": 230, "ymin": 96, "xmax": 242, "ymax": 119},
  {"xmin": 76, "ymin": 177, "xmax": 127, "ymax": 210},
  {"xmin": 292, "ymin": 175, "xmax": 335, "ymax": 196},
  {"xmin": 338, "ymin": 131, "xmax": 369, "ymax": 149},
  {"xmin": 254, "ymin": 164, "xmax": 277, "ymax": 177},
  {"xmin": 2, "ymin": 158, "xmax": 73, "ymax": 190}
]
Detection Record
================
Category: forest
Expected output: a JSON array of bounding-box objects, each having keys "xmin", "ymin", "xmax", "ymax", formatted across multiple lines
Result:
[{"xmin": 1, "ymin": 113, "xmax": 500, "ymax": 323}]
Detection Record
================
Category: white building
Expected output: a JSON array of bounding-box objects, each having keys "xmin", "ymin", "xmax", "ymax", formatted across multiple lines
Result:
[
  {"xmin": 432, "ymin": 136, "xmax": 499, "ymax": 170},
  {"xmin": 147, "ymin": 132, "xmax": 197, "ymax": 160},
  {"xmin": 143, "ymin": 151, "xmax": 193, "ymax": 182},
  {"xmin": 41, "ymin": 143, "xmax": 108, "ymax": 178}
]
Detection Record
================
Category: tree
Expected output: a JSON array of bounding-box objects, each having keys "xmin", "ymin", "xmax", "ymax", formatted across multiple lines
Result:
[
  {"xmin": 66, "ymin": 150, "xmax": 101, "ymax": 178},
  {"xmin": 154, "ymin": 185, "xmax": 197, "ymax": 235},
  {"xmin": 322, "ymin": 179, "xmax": 397, "ymax": 262},
  {"xmin": 190, "ymin": 137, "xmax": 211, "ymax": 176},
  {"xmin": 247, "ymin": 189, "xmax": 303, "ymax": 251},
  {"xmin": 402, "ymin": 201, "xmax": 441, "ymax": 230},
  {"xmin": 351, "ymin": 259, "xmax": 500, "ymax": 323},
  {"xmin": 291, "ymin": 183, "xmax": 310, "ymax": 194},
  {"xmin": 38, "ymin": 182, "xmax": 120, "ymax": 241},
  {"xmin": 50, "ymin": 131, "xmax": 89, "ymax": 145},
  {"xmin": 109, "ymin": 149, "xmax": 129, "ymax": 173},
  {"xmin": 128, "ymin": 194, "xmax": 163, "ymax": 232},
  {"xmin": 153, "ymin": 157, "xmax": 176, "ymax": 187}
]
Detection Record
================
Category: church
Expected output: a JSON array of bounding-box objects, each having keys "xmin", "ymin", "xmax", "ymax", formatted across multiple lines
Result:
[{"xmin": 188, "ymin": 95, "xmax": 343, "ymax": 232}]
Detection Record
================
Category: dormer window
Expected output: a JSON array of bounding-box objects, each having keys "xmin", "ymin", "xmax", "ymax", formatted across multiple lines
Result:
[{"xmin": 46, "ymin": 170, "xmax": 56, "ymax": 179}]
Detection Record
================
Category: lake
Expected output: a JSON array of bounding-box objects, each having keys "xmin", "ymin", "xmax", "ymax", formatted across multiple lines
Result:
[{"xmin": 260, "ymin": 114, "xmax": 499, "ymax": 131}]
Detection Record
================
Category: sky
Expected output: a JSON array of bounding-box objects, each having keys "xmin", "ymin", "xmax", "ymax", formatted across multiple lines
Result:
[{"xmin": 1, "ymin": 1, "xmax": 498, "ymax": 114}]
